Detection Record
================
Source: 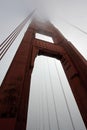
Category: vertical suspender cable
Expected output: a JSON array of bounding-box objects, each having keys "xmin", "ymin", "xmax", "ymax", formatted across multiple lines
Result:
[
  {"xmin": 41, "ymin": 83, "xmax": 45, "ymax": 130},
  {"xmin": 47, "ymin": 59, "xmax": 60, "ymax": 130},
  {"xmin": 38, "ymin": 73, "xmax": 44, "ymax": 130},
  {"xmin": 39, "ymin": 80, "xmax": 44, "ymax": 130},
  {"xmin": 43, "ymin": 61, "xmax": 51, "ymax": 130},
  {"xmin": 38, "ymin": 84, "xmax": 41, "ymax": 130},
  {"xmin": 54, "ymin": 60, "xmax": 75, "ymax": 130}
]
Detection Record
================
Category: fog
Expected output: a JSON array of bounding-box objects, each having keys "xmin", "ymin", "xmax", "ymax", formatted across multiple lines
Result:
[
  {"xmin": 0, "ymin": 0, "xmax": 87, "ymax": 58},
  {"xmin": 0, "ymin": 0, "xmax": 87, "ymax": 130}
]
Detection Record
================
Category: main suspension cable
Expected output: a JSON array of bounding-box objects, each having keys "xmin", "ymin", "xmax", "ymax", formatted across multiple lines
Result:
[
  {"xmin": 59, "ymin": 17, "xmax": 87, "ymax": 35},
  {"xmin": 0, "ymin": 31, "xmax": 20, "ymax": 60},
  {"xmin": 0, "ymin": 10, "xmax": 35, "ymax": 60},
  {"xmin": 66, "ymin": 22, "xmax": 87, "ymax": 35}
]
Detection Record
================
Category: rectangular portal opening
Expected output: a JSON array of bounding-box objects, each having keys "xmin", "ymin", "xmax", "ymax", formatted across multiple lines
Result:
[{"xmin": 35, "ymin": 33, "xmax": 54, "ymax": 43}]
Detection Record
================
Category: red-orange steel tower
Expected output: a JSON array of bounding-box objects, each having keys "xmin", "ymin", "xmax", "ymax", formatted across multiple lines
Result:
[{"xmin": 0, "ymin": 19, "xmax": 87, "ymax": 130}]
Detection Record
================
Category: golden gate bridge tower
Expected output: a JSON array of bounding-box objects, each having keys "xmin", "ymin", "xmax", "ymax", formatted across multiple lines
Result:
[{"xmin": 0, "ymin": 11, "xmax": 87, "ymax": 130}]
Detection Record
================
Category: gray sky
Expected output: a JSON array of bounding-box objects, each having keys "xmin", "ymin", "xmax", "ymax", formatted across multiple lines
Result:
[{"xmin": 0, "ymin": 0, "xmax": 87, "ymax": 130}]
